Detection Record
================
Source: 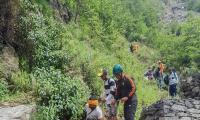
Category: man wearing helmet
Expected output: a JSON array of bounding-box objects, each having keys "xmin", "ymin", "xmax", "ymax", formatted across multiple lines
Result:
[
  {"xmin": 98, "ymin": 69, "xmax": 117, "ymax": 120},
  {"xmin": 111, "ymin": 64, "xmax": 137, "ymax": 120}
]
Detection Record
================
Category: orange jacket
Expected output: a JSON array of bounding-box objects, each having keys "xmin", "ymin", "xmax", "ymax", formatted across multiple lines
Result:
[{"xmin": 159, "ymin": 63, "xmax": 164, "ymax": 73}]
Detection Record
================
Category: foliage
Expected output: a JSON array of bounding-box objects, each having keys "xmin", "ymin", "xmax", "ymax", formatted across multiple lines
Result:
[
  {"xmin": 185, "ymin": 0, "xmax": 200, "ymax": 12},
  {"xmin": 149, "ymin": 17, "xmax": 200, "ymax": 72},
  {"xmin": 33, "ymin": 67, "xmax": 90, "ymax": 120},
  {"xmin": 0, "ymin": 80, "xmax": 9, "ymax": 99},
  {"xmin": 15, "ymin": 0, "xmax": 199, "ymax": 120},
  {"xmin": 11, "ymin": 71, "xmax": 32, "ymax": 92}
]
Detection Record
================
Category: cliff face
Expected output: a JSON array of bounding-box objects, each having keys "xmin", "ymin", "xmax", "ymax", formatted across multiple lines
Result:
[
  {"xmin": 0, "ymin": 0, "xmax": 19, "ymax": 48},
  {"xmin": 0, "ymin": 0, "xmax": 19, "ymax": 80}
]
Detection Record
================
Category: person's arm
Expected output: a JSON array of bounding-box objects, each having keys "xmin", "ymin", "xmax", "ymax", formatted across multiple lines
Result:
[
  {"xmin": 97, "ymin": 107, "xmax": 104, "ymax": 120},
  {"xmin": 114, "ymin": 88, "xmax": 119, "ymax": 100},
  {"xmin": 126, "ymin": 76, "xmax": 136, "ymax": 98},
  {"xmin": 114, "ymin": 82, "xmax": 120, "ymax": 100}
]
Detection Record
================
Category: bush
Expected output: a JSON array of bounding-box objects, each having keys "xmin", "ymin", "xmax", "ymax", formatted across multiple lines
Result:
[
  {"xmin": 11, "ymin": 71, "xmax": 32, "ymax": 92},
  {"xmin": 33, "ymin": 67, "xmax": 90, "ymax": 120},
  {"xmin": 32, "ymin": 105, "xmax": 58, "ymax": 120},
  {"xmin": 0, "ymin": 80, "xmax": 9, "ymax": 99}
]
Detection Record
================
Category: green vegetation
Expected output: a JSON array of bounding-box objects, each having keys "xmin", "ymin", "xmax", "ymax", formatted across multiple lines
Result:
[
  {"xmin": 184, "ymin": 0, "xmax": 200, "ymax": 12},
  {"xmin": 0, "ymin": 0, "xmax": 199, "ymax": 119},
  {"xmin": 11, "ymin": 71, "xmax": 32, "ymax": 92},
  {"xmin": 0, "ymin": 80, "xmax": 9, "ymax": 99}
]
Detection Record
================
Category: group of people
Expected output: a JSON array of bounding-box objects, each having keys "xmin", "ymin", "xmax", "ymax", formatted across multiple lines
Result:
[
  {"xmin": 83, "ymin": 61, "xmax": 179, "ymax": 120},
  {"xmin": 144, "ymin": 60, "xmax": 179, "ymax": 97},
  {"xmin": 84, "ymin": 64, "xmax": 138, "ymax": 120}
]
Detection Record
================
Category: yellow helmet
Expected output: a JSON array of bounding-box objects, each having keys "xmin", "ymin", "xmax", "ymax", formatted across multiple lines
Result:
[{"xmin": 97, "ymin": 68, "xmax": 108, "ymax": 77}]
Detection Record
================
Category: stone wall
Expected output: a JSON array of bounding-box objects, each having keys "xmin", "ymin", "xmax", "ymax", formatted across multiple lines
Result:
[
  {"xmin": 180, "ymin": 73, "xmax": 200, "ymax": 100},
  {"xmin": 140, "ymin": 99, "xmax": 200, "ymax": 120}
]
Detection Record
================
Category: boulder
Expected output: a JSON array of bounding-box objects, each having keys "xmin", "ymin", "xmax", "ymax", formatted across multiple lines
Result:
[
  {"xmin": 0, "ymin": 104, "xmax": 35, "ymax": 120},
  {"xmin": 140, "ymin": 99, "xmax": 200, "ymax": 120}
]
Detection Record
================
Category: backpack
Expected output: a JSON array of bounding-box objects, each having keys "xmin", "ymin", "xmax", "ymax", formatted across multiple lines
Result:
[
  {"xmin": 164, "ymin": 75, "xmax": 169, "ymax": 85},
  {"xmin": 153, "ymin": 67, "xmax": 160, "ymax": 78}
]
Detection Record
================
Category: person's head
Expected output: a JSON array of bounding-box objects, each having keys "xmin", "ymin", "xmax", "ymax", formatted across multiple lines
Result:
[
  {"xmin": 98, "ymin": 68, "xmax": 108, "ymax": 81},
  {"xmin": 170, "ymin": 68, "xmax": 176, "ymax": 73},
  {"xmin": 113, "ymin": 64, "xmax": 123, "ymax": 80},
  {"xmin": 148, "ymin": 67, "xmax": 151, "ymax": 70},
  {"xmin": 158, "ymin": 60, "xmax": 161, "ymax": 64},
  {"xmin": 88, "ymin": 95, "xmax": 98, "ymax": 109}
]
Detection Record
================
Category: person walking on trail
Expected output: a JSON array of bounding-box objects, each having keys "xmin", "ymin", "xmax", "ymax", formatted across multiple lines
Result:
[
  {"xmin": 144, "ymin": 67, "xmax": 154, "ymax": 80},
  {"xmin": 158, "ymin": 60, "xmax": 164, "ymax": 78},
  {"xmin": 169, "ymin": 68, "xmax": 179, "ymax": 97},
  {"xmin": 84, "ymin": 95, "xmax": 104, "ymax": 120},
  {"xmin": 154, "ymin": 67, "xmax": 163, "ymax": 89},
  {"xmin": 98, "ymin": 69, "xmax": 117, "ymax": 120},
  {"xmin": 111, "ymin": 64, "xmax": 137, "ymax": 120}
]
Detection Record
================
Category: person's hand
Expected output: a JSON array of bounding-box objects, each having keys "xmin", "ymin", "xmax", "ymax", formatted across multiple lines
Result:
[
  {"xmin": 111, "ymin": 99, "xmax": 116, "ymax": 105},
  {"xmin": 121, "ymin": 97, "xmax": 128, "ymax": 103}
]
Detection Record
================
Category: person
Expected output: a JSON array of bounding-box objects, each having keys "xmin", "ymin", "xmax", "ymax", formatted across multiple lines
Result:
[
  {"xmin": 169, "ymin": 68, "xmax": 179, "ymax": 97},
  {"xmin": 98, "ymin": 69, "xmax": 117, "ymax": 120},
  {"xmin": 84, "ymin": 95, "xmax": 104, "ymax": 120},
  {"xmin": 111, "ymin": 64, "xmax": 137, "ymax": 120},
  {"xmin": 154, "ymin": 67, "xmax": 163, "ymax": 89},
  {"xmin": 130, "ymin": 43, "xmax": 139, "ymax": 53},
  {"xmin": 144, "ymin": 67, "xmax": 154, "ymax": 80},
  {"xmin": 158, "ymin": 60, "xmax": 164, "ymax": 78}
]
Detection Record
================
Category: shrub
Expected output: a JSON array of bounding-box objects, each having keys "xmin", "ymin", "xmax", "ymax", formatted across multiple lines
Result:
[
  {"xmin": 11, "ymin": 71, "xmax": 32, "ymax": 92},
  {"xmin": 0, "ymin": 80, "xmax": 9, "ymax": 99},
  {"xmin": 33, "ymin": 67, "xmax": 90, "ymax": 120}
]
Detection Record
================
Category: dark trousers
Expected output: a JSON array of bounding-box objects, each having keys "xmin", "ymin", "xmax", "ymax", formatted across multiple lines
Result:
[
  {"xmin": 124, "ymin": 94, "xmax": 138, "ymax": 120},
  {"xmin": 169, "ymin": 83, "xmax": 177, "ymax": 97}
]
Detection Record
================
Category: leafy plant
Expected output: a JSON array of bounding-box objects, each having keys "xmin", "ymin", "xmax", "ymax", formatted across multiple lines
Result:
[
  {"xmin": 11, "ymin": 71, "xmax": 32, "ymax": 92},
  {"xmin": 0, "ymin": 80, "xmax": 8, "ymax": 99},
  {"xmin": 33, "ymin": 67, "xmax": 90, "ymax": 120}
]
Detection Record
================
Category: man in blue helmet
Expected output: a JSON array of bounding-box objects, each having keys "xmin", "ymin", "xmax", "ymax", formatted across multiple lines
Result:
[{"xmin": 111, "ymin": 64, "xmax": 137, "ymax": 120}]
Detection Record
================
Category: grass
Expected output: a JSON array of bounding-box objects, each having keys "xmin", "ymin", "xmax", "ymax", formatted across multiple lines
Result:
[{"xmin": 0, "ymin": 91, "xmax": 36, "ymax": 104}]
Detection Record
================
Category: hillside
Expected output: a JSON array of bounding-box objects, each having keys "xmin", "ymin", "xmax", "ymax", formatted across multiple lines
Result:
[{"xmin": 0, "ymin": 0, "xmax": 199, "ymax": 120}]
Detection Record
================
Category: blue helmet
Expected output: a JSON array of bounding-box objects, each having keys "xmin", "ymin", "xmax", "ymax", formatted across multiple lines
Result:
[{"xmin": 113, "ymin": 64, "xmax": 123, "ymax": 75}]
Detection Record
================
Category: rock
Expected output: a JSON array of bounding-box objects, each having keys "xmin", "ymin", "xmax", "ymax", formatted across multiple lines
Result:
[
  {"xmin": 0, "ymin": 46, "xmax": 19, "ymax": 79},
  {"xmin": 49, "ymin": 0, "xmax": 72, "ymax": 23},
  {"xmin": 171, "ymin": 104, "xmax": 187, "ymax": 112},
  {"xmin": 195, "ymin": 105, "xmax": 200, "ymax": 109},
  {"xmin": 179, "ymin": 117, "xmax": 192, "ymax": 120},
  {"xmin": 177, "ymin": 112, "xmax": 189, "ymax": 117},
  {"xmin": 191, "ymin": 114, "xmax": 200, "ymax": 118},
  {"xmin": 0, "ymin": 104, "xmax": 35, "ymax": 120},
  {"xmin": 185, "ymin": 100, "xmax": 193, "ymax": 108},
  {"xmin": 192, "ymin": 87, "xmax": 199, "ymax": 94},
  {"xmin": 193, "ymin": 101, "xmax": 200, "ymax": 105},
  {"xmin": 188, "ymin": 108, "xmax": 200, "ymax": 114},
  {"xmin": 140, "ymin": 99, "xmax": 200, "ymax": 120},
  {"xmin": 180, "ymin": 73, "xmax": 200, "ymax": 100}
]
